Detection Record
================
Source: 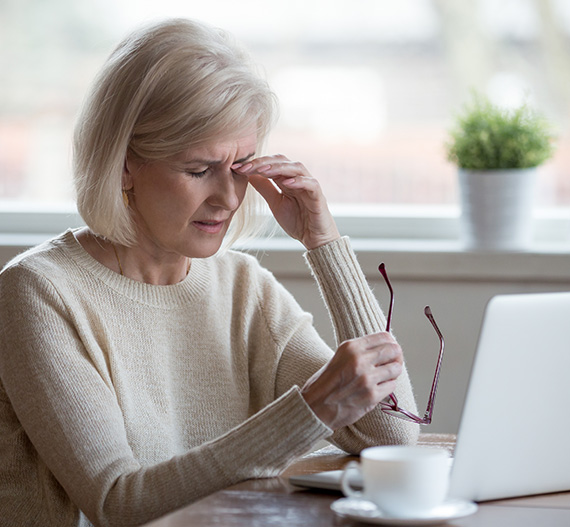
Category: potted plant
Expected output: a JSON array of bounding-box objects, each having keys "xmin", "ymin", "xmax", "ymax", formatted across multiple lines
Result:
[{"xmin": 446, "ymin": 92, "xmax": 556, "ymax": 250}]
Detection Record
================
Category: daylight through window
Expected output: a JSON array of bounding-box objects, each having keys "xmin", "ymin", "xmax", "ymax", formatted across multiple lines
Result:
[{"xmin": 1, "ymin": 0, "xmax": 569, "ymax": 211}]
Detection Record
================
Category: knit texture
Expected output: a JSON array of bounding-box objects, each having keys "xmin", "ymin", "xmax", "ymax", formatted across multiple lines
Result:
[{"xmin": 0, "ymin": 231, "xmax": 418, "ymax": 527}]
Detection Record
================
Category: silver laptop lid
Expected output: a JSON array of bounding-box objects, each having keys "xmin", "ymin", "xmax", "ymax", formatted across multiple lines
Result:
[{"xmin": 449, "ymin": 292, "xmax": 570, "ymax": 502}]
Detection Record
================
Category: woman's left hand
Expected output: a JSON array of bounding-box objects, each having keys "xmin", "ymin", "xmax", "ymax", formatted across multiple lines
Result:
[{"xmin": 233, "ymin": 154, "xmax": 340, "ymax": 250}]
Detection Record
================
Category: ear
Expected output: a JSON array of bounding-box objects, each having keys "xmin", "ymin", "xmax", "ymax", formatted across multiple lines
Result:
[{"xmin": 122, "ymin": 155, "xmax": 135, "ymax": 191}]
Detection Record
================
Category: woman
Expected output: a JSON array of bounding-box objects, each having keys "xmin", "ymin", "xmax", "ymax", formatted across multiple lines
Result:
[{"xmin": 0, "ymin": 18, "xmax": 419, "ymax": 527}]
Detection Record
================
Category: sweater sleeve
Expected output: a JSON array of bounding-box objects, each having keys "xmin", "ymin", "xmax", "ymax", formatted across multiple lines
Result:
[
  {"xmin": 304, "ymin": 236, "xmax": 387, "ymax": 341},
  {"xmin": 278, "ymin": 236, "xmax": 420, "ymax": 451},
  {"xmin": 0, "ymin": 264, "xmax": 331, "ymax": 527}
]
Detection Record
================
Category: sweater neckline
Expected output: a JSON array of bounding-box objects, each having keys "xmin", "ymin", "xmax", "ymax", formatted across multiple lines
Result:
[{"xmin": 60, "ymin": 229, "xmax": 211, "ymax": 308}]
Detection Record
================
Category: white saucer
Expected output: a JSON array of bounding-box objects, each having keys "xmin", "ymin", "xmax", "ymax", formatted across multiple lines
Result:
[{"xmin": 331, "ymin": 497, "xmax": 478, "ymax": 526}]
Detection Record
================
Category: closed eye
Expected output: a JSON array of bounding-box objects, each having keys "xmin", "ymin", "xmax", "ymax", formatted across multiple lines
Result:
[{"xmin": 185, "ymin": 168, "xmax": 209, "ymax": 178}]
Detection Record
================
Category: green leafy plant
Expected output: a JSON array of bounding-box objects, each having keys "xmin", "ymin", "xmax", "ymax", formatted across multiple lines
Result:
[{"xmin": 446, "ymin": 93, "xmax": 556, "ymax": 170}]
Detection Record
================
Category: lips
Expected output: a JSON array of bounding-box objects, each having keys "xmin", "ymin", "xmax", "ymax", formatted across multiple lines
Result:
[{"xmin": 192, "ymin": 219, "xmax": 227, "ymax": 234}]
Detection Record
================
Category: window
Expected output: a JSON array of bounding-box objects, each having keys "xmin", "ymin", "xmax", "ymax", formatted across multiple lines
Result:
[{"xmin": 1, "ymin": 0, "xmax": 569, "ymax": 228}]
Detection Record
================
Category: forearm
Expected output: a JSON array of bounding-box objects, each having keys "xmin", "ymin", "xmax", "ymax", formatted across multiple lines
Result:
[
  {"xmin": 304, "ymin": 236, "xmax": 387, "ymax": 344},
  {"xmin": 92, "ymin": 388, "xmax": 330, "ymax": 526},
  {"xmin": 7, "ymin": 349, "xmax": 330, "ymax": 527},
  {"xmin": 303, "ymin": 237, "xmax": 420, "ymax": 449}
]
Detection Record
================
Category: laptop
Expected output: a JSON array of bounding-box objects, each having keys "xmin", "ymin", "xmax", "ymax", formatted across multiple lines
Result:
[{"xmin": 290, "ymin": 291, "xmax": 570, "ymax": 502}]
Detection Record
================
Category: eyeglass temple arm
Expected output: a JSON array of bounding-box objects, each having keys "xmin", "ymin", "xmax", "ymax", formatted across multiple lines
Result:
[
  {"xmin": 423, "ymin": 306, "xmax": 445, "ymax": 421},
  {"xmin": 378, "ymin": 263, "xmax": 394, "ymax": 332},
  {"xmin": 379, "ymin": 263, "xmax": 445, "ymax": 425},
  {"xmin": 379, "ymin": 263, "xmax": 396, "ymax": 408}
]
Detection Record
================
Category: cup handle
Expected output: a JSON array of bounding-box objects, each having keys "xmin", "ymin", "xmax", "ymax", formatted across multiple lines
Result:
[{"xmin": 340, "ymin": 461, "xmax": 363, "ymax": 499}]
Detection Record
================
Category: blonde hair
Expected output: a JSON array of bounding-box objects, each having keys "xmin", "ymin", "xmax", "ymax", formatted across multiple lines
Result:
[{"xmin": 73, "ymin": 18, "xmax": 277, "ymax": 247}]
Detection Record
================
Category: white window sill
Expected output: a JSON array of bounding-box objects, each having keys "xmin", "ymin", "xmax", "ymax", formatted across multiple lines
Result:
[
  {"xmin": 1, "ymin": 204, "xmax": 569, "ymax": 283},
  {"xmin": 240, "ymin": 237, "xmax": 570, "ymax": 282}
]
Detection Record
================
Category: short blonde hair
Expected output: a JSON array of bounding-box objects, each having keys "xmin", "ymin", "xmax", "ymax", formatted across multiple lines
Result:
[{"xmin": 73, "ymin": 18, "xmax": 277, "ymax": 247}]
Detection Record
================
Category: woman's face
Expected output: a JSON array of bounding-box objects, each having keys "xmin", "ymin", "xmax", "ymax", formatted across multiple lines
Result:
[{"xmin": 125, "ymin": 129, "xmax": 258, "ymax": 260}]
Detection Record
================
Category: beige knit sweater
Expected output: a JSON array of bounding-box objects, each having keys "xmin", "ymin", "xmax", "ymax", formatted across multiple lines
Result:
[{"xmin": 0, "ymin": 230, "xmax": 419, "ymax": 527}]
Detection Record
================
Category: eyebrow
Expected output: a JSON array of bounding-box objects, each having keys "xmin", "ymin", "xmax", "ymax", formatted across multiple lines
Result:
[{"xmin": 181, "ymin": 152, "xmax": 256, "ymax": 166}]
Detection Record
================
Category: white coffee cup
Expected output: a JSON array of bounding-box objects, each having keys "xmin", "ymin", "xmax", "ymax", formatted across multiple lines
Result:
[{"xmin": 341, "ymin": 445, "xmax": 451, "ymax": 518}]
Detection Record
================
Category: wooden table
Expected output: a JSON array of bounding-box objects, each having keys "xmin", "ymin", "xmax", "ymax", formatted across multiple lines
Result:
[{"xmin": 143, "ymin": 434, "xmax": 570, "ymax": 526}]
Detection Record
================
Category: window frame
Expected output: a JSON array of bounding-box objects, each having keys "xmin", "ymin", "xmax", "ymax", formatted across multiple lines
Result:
[{"xmin": 1, "ymin": 203, "xmax": 568, "ymax": 246}]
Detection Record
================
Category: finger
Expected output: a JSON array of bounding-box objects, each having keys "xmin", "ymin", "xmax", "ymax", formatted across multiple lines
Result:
[
  {"xmin": 236, "ymin": 156, "xmax": 328, "ymax": 212},
  {"xmin": 268, "ymin": 179, "xmax": 325, "ymax": 215},
  {"xmin": 360, "ymin": 353, "xmax": 403, "ymax": 384},
  {"xmin": 336, "ymin": 343, "xmax": 402, "ymax": 387},
  {"xmin": 346, "ymin": 334, "xmax": 403, "ymax": 368},
  {"xmin": 254, "ymin": 160, "xmax": 309, "ymax": 179},
  {"xmin": 256, "ymin": 167, "xmax": 318, "ymax": 197},
  {"xmin": 248, "ymin": 173, "xmax": 282, "ymax": 208},
  {"xmin": 235, "ymin": 157, "xmax": 312, "ymax": 184},
  {"xmin": 336, "ymin": 361, "xmax": 401, "ymax": 406},
  {"xmin": 375, "ymin": 379, "xmax": 398, "ymax": 401},
  {"xmin": 232, "ymin": 154, "xmax": 292, "ymax": 175},
  {"xmin": 374, "ymin": 351, "xmax": 403, "ymax": 371},
  {"xmin": 337, "ymin": 333, "xmax": 393, "ymax": 361},
  {"xmin": 358, "ymin": 331, "xmax": 396, "ymax": 348},
  {"xmin": 273, "ymin": 174, "xmax": 320, "ymax": 195},
  {"xmin": 250, "ymin": 170, "xmax": 327, "ymax": 221},
  {"xmin": 375, "ymin": 360, "xmax": 403, "ymax": 383}
]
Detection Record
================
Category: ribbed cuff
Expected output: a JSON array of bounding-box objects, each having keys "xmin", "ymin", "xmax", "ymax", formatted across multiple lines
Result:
[{"xmin": 207, "ymin": 387, "xmax": 332, "ymax": 480}]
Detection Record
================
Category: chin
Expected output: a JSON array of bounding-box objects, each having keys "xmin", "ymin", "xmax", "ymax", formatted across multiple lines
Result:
[{"xmin": 189, "ymin": 241, "xmax": 225, "ymax": 259}]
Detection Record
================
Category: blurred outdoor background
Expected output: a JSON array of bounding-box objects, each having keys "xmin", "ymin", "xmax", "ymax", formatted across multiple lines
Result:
[{"xmin": 1, "ymin": 0, "xmax": 569, "ymax": 210}]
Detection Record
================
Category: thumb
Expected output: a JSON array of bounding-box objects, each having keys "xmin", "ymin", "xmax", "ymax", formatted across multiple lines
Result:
[{"xmin": 248, "ymin": 173, "xmax": 281, "ymax": 210}]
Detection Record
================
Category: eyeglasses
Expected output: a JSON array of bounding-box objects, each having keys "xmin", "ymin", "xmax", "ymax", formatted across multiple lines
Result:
[{"xmin": 378, "ymin": 263, "xmax": 444, "ymax": 425}]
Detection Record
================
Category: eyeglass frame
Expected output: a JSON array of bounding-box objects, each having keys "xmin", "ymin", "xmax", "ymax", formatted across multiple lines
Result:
[{"xmin": 377, "ymin": 262, "xmax": 445, "ymax": 425}]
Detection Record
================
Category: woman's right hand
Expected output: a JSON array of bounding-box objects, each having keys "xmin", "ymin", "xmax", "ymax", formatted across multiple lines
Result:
[{"xmin": 300, "ymin": 332, "xmax": 403, "ymax": 430}]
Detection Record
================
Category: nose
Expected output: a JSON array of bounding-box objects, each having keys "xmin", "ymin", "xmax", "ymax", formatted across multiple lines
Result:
[{"xmin": 207, "ymin": 169, "xmax": 242, "ymax": 211}]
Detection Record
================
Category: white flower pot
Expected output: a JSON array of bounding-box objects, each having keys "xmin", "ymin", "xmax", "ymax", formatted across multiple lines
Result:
[{"xmin": 458, "ymin": 168, "xmax": 537, "ymax": 251}]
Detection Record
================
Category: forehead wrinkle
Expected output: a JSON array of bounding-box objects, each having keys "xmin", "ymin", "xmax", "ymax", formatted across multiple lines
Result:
[
  {"xmin": 177, "ymin": 128, "xmax": 258, "ymax": 165},
  {"xmin": 179, "ymin": 152, "xmax": 255, "ymax": 166}
]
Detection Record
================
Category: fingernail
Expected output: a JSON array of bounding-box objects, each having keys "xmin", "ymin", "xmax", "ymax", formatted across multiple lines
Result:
[
  {"xmin": 231, "ymin": 163, "xmax": 243, "ymax": 170},
  {"xmin": 257, "ymin": 164, "xmax": 271, "ymax": 173}
]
